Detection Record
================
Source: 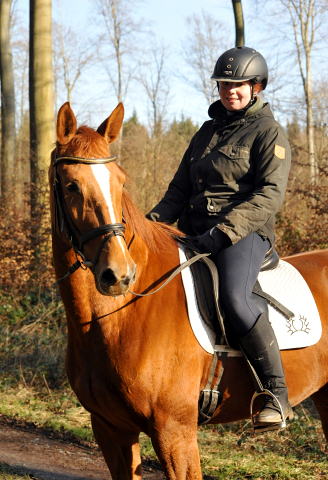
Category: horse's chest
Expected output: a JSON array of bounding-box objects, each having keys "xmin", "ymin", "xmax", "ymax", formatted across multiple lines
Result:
[
  {"xmin": 70, "ymin": 365, "xmax": 135, "ymax": 418},
  {"xmin": 67, "ymin": 348, "xmax": 141, "ymax": 414}
]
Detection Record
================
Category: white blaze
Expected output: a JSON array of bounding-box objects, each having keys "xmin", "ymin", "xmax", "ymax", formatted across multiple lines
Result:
[{"xmin": 90, "ymin": 164, "xmax": 127, "ymax": 256}]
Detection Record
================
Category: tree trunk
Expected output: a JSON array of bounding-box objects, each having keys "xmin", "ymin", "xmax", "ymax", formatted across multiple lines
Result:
[
  {"xmin": 305, "ymin": 53, "xmax": 316, "ymax": 184},
  {"xmin": 29, "ymin": 0, "xmax": 55, "ymax": 267},
  {"xmin": 0, "ymin": 0, "xmax": 16, "ymax": 203},
  {"xmin": 29, "ymin": 0, "xmax": 55, "ymax": 208},
  {"xmin": 232, "ymin": 0, "xmax": 245, "ymax": 46}
]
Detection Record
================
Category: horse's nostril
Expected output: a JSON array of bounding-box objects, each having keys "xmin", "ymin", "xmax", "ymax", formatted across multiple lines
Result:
[
  {"xmin": 122, "ymin": 276, "xmax": 131, "ymax": 286},
  {"xmin": 100, "ymin": 269, "xmax": 116, "ymax": 287},
  {"xmin": 122, "ymin": 267, "xmax": 136, "ymax": 286}
]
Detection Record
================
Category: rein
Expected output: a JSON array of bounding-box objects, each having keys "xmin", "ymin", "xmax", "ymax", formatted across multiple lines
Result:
[
  {"xmin": 53, "ymin": 153, "xmax": 128, "ymax": 285},
  {"xmin": 53, "ymin": 153, "xmax": 208, "ymax": 300},
  {"xmin": 128, "ymin": 251, "xmax": 210, "ymax": 297}
]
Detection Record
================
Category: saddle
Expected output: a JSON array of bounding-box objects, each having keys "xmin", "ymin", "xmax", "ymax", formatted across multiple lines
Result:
[
  {"xmin": 178, "ymin": 237, "xmax": 289, "ymax": 349},
  {"xmin": 176, "ymin": 236, "xmax": 294, "ymax": 425}
]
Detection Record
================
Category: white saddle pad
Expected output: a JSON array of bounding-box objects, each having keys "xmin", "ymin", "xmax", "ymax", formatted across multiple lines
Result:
[{"xmin": 178, "ymin": 246, "xmax": 322, "ymax": 356}]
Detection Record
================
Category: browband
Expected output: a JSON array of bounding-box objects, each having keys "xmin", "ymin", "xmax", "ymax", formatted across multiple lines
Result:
[{"xmin": 53, "ymin": 155, "xmax": 116, "ymax": 167}]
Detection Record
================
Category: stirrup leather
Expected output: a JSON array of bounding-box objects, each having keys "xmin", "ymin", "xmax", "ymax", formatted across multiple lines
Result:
[{"xmin": 250, "ymin": 389, "xmax": 286, "ymax": 434}]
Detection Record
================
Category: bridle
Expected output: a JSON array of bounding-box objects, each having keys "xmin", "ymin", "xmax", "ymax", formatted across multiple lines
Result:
[
  {"xmin": 52, "ymin": 153, "xmax": 209, "ymax": 298},
  {"xmin": 52, "ymin": 153, "xmax": 130, "ymax": 285}
]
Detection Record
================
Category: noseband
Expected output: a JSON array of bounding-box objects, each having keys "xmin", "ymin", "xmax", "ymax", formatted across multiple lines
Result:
[{"xmin": 52, "ymin": 154, "xmax": 128, "ymax": 285}]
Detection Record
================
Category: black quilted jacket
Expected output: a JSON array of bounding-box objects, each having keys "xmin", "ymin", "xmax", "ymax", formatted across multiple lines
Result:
[{"xmin": 147, "ymin": 97, "xmax": 291, "ymax": 247}]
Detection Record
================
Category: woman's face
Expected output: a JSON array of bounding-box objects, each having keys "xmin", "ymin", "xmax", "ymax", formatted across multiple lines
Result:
[{"xmin": 219, "ymin": 81, "xmax": 253, "ymax": 111}]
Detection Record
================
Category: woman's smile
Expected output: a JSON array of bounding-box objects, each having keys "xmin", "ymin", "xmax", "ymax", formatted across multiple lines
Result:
[{"xmin": 219, "ymin": 81, "xmax": 253, "ymax": 111}]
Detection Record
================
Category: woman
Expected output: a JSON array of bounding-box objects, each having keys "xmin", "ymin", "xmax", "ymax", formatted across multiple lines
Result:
[{"xmin": 146, "ymin": 46, "xmax": 292, "ymax": 431}]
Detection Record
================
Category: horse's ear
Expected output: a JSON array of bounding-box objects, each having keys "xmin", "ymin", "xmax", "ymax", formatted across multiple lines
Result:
[
  {"xmin": 57, "ymin": 102, "xmax": 77, "ymax": 145},
  {"xmin": 97, "ymin": 102, "xmax": 124, "ymax": 144}
]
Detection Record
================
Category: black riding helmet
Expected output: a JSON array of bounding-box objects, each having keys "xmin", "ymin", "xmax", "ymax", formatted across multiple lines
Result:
[{"xmin": 211, "ymin": 46, "xmax": 268, "ymax": 90}]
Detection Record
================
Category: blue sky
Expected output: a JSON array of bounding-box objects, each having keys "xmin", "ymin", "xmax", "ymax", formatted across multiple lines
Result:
[
  {"xmin": 49, "ymin": 0, "xmax": 239, "ymax": 126},
  {"xmin": 17, "ymin": 0, "xmax": 309, "ymax": 128}
]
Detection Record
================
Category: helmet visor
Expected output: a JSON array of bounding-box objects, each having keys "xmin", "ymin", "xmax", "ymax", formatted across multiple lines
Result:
[{"xmin": 211, "ymin": 74, "xmax": 258, "ymax": 83}]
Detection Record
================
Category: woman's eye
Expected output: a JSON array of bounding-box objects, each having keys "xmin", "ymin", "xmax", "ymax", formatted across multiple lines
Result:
[{"xmin": 66, "ymin": 182, "xmax": 80, "ymax": 193}]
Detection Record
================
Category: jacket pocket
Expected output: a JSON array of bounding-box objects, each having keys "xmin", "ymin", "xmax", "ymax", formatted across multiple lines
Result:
[
  {"xmin": 209, "ymin": 145, "xmax": 251, "ymax": 185},
  {"xmin": 218, "ymin": 145, "xmax": 250, "ymax": 160}
]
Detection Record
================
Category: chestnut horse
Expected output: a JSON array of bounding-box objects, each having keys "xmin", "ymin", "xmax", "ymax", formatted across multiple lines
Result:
[{"xmin": 50, "ymin": 102, "xmax": 328, "ymax": 479}]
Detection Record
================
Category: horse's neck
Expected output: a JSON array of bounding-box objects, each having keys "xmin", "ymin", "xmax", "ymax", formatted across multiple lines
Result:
[{"xmin": 129, "ymin": 232, "xmax": 180, "ymax": 289}]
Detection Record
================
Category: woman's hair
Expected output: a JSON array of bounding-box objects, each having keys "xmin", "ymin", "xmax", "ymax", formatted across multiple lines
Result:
[{"xmin": 254, "ymin": 82, "xmax": 264, "ymax": 94}]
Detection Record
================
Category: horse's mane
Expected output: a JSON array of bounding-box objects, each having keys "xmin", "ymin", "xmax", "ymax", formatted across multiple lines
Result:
[
  {"xmin": 121, "ymin": 171, "xmax": 184, "ymax": 254},
  {"xmin": 61, "ymin": 126, "xmax": 111, "ymax": 158},
  {"xmin": 69, "ymin": 125, "xmax": 184, "ymax": 254}
]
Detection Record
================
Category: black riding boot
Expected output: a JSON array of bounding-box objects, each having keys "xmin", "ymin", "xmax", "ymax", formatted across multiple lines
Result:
[{"xmin": 238, "ymin": 312, "xmax": 294, "ymax": 431}]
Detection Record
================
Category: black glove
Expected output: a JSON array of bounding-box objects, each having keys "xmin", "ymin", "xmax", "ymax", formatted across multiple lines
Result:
[{"xmin": 196, "ymin": 227, "xmax": 230, "ymax": 254}]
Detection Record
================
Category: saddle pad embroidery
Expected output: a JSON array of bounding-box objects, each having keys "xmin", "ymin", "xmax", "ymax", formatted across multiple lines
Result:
[
  {"xmin": 178, "ymin": 247, "xmax": 322, "ymax": 355},
  {"xmin": 258, "ymin": 259, "xmax": 321, "ymax": 350}
]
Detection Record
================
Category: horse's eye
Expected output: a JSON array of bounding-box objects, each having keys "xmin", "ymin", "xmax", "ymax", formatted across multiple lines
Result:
[{"xmin": 66, "ymin": 182, "xmax": 80, "ymax": 193}]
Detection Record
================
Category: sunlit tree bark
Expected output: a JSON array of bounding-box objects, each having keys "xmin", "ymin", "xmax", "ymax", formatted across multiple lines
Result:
[
  {"xmin": 29, "ymin": 0, "xmax": 55, "ymax": 207},
  {"xmin": 0, "ymin": 0, "xmax": 16, "ymax": 202}
]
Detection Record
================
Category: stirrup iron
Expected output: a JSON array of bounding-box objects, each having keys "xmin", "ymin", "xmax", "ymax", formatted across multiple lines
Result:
[{"xmin": 250, "ymin": 389, "xmax": 286, "ymax": 434}]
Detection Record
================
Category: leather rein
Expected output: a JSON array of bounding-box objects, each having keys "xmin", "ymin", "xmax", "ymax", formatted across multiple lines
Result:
[
  {"xmin": 52, "ymin": 153, "xmax": 209, "ymax": 298},
  {"xmin": 52, "ymin": 153, "xmax": 129, "ymax": 285}
]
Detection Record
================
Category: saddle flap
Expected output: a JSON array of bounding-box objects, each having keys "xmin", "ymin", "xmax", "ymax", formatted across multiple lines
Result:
[{"xmin": 184, "ymin": 247, "xmax": 221, "ymax": 336}]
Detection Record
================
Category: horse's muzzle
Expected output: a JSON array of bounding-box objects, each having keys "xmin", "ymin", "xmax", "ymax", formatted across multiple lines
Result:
[{"xmin": 96, "ymin": 264, "xmax": 136, "ymax": 296}]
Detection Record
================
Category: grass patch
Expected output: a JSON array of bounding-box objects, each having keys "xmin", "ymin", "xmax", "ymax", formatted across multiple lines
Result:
[
  {"xmin": 138, "ymin": 410, "xmax": 327, "ymax": 479},
  {"xmin": 0, "ymin": 388, "xmax": 92, "ymax": 442},
  {"xmin": 0, "ymin": 289, "xmax": 327, "ymax": 479},
  {"xmin": 197, "ymin": 413, "xmax": 327, "ymax": 479},
  {"xmin": 0, "ymin": 289, "xmax": 93, "ymax": 442},
  {"xmin": 0, "ymin": 462, "xmax": 31, "ymax": 480}
]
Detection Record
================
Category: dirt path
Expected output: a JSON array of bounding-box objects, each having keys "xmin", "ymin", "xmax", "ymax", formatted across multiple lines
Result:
[{"xmin": 0, "ymin": 416, "xmax": 165, "ymax": 480}]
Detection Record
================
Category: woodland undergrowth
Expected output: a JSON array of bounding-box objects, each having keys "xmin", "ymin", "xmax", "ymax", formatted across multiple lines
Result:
[{"xmin": 1, "ymin": 150, "xmax": 328, "ymax": 477}]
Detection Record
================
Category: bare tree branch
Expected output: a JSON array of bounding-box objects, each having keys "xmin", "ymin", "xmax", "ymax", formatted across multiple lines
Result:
[
  {"xmin": 94, "ymin": 0, "xmax": 148, "ymax": 161},
  {"xmin": 265, "ymin": 0, "xmax": 328, "ymax": 183},
  {"xmin": 52, "ymin": 21, "xmax": 97, "ymax": 106},
  {"xmin": 138, "ymin": 39, "xmax": 170, "ymax": 136},
  {"xmin": 181, "ymin": 10, "xmax": 231, "ymax": 105}
]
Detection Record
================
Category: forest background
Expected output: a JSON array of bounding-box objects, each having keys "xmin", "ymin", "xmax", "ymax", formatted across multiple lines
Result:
[
  {"xmin": 1, "ymin": 0, "xmax": 328, "ymax": 293},
  {"xmin": 1, "ymin": 2, "xmax": 328, "ymax": 475}
]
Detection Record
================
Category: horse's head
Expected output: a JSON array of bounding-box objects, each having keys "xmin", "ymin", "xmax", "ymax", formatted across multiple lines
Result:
[{"xmin": 50, "ymin": 102, "xmax": 136, "ymax": 297}]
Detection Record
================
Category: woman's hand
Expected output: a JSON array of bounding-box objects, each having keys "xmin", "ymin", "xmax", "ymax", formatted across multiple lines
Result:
[{"xmin": 196, "ymin": 227, "xmax": 230, "ymax": 254}]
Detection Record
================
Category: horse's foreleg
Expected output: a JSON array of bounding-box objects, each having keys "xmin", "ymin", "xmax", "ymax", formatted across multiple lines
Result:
[
  {"xmin": 91, "ymin": 414, "xmax": 142, "ymax": 480},
  {"xmin": 150, "ymin": 419, "xmax": 202, "ymax": 480},
  {"xmin": 311, "ymin": 383, "xmax": 328, "ymax": 441}
]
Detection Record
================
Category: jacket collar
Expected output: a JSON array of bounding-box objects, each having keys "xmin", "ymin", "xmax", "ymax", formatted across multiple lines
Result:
[{"xmin": 208, "ymin": 96, "xmax": 265, "ymax": 124}]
